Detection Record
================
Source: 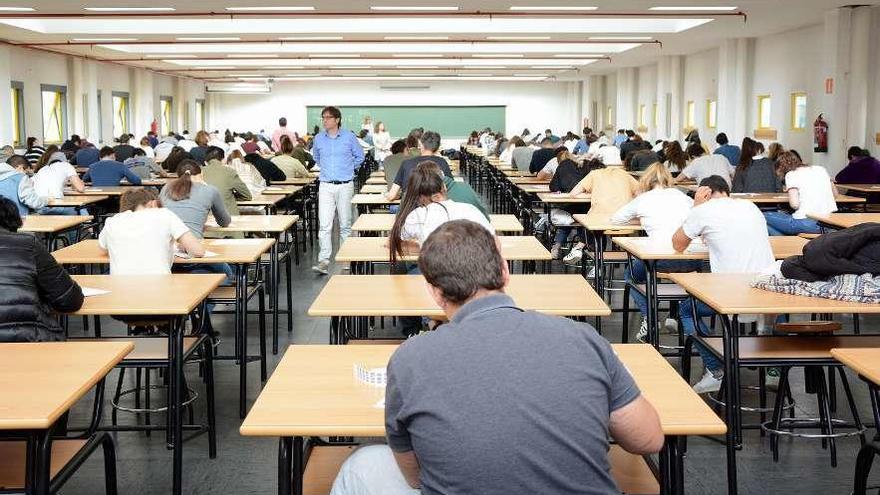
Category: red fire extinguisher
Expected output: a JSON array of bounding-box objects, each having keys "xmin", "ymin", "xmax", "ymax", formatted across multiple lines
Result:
[
  {"xmin": 150, "ymin": 119, "xmax": 159, "ymax": 135},
  {"xmin": 813, "ymin": 114, "xmax": 828, "ymax": 153}
]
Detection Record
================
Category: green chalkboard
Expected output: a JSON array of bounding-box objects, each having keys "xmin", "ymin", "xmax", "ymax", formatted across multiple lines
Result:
[{"xmin": 306, "ymin": 106, "xmax": 505, "ymax": 139}]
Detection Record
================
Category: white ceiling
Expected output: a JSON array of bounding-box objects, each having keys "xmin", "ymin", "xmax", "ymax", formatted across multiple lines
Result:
[{"xmin": 0, "ymin": 0, "xmax": 875, "ymax": 82}]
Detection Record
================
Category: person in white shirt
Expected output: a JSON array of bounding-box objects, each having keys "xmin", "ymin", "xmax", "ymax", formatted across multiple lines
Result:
[
  {"xmin": 596, "ymin": 144, "xmax": 622, "ymax": 166},
  {"xmin": 372, "ymin": 121, "xmax": 393, "ymax": 163},
  {"xmin": 225, "ymin": 149, "xmax": 266, "ymax": 196},
  {"xmin": 33, "ymin": 151, "xmax": 85, "ymax": 216},
  {"xmin": 98, "ymin": 187, "xmax": 205, "ymax": 275},
  {"xmin": 677, "ymin": 144, "xmax": 735, "ymax": 186},
  {"xmin": 763, "ymin": 151, "xmax": 837, "ymax": 235},
  {"xmin": 498, "ymin": 136, "xmax": 519, "ymax": 164},
  {"xmin": 672, "ymin": 175, "xmax": 775, "ymax": 393},
  {"xmin": 138, "ymin": 137, "xmax": 156, "ymax": 159},
  {"xmin": 610, "ymin": 163, "xmax": 699, "ymax": 341}
]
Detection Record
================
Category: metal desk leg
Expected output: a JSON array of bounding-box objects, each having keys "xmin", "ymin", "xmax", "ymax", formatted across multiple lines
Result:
[
  {"xmin": 645, "ymin": 260, "xmax": 659, "ymax": 348},
  {"xmin": 237, "ymin": 264, "xmax": 249, "ymax": 418},
  {"xmin": 720, "ymin": 314, "xmax": 740, "ymax": 495},
  {"xmin": 279, "ymin": 437, "xmax": 292, "ymax": 495},
  {"xmin": 170, "ymin": 315, "xmax": 185, "ymax": 495},
  {"xmin": 271, "ymin": 240, "xmax": 280, "ymax": 355}
]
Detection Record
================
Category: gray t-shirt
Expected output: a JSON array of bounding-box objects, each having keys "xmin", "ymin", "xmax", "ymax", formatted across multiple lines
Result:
[
  {"xmin": 159, "ymin": 181, "xmax": 231, "ymax": 238},
  {"xmin": 385, "ymin": 293, "xmax": 640, "ymax": 495},
  {"xmin": 510, "ymin": 146, "xmax": 535, "ymax": 171}
]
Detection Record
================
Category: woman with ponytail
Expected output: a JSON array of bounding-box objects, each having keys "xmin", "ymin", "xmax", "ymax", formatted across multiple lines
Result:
[{"xmin": 159, "ymin": 159, "xmax": 231, "ymax": 239}]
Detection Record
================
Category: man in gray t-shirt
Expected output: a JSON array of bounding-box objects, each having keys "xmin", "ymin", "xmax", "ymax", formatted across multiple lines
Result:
[{"xmin": 331, "ymin": 220, "xmax": 663, "ymax": 495}]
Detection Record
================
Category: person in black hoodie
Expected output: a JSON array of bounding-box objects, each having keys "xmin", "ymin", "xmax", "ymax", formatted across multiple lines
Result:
[
  {"xmin": 244, "ymin": 153, "xmax": 287, "ymax": 183},
  {"xmin": 528, "ymin": 137, "xmax": 557, "ymax": 174},
  {"xmin": 548, "ymin": 150, "xmax": 593, "ymax": 259},
  {"xmin": 0, "ymin": 196, "xmax": 84, "ymax": 342},
  {"xmin": 781, "ymin": 222, "xmax": 880, "ymax": 282}
]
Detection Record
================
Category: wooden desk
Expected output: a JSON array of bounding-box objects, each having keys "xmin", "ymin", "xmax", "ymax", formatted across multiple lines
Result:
[
  {"xmin": 515, "ymin": 183, "xmax": 550, "ymax": 193},
  {"xmin": 359, "ymin": 184, "xmax": 388, "ymax": 194},
  {"xmin": 351, "ymin": 193, "xmax": 399, "ymax": 213},
  {"xmin": 335, "ymin": 235, "xmax": 550, "ymax": 273},
  {"xmin": 364, "ymin": 177, "xmax": 386, "ymax": 185},
  {"xmin": 509, "ymin": 176, "xmax": 550, "ymax": 185},
  {"xmin": 808, "ymin": 213, "xmax": 880, "ymax": 230},
  {"xmin": 0, "ymin": 341, "xmax": 132, "ymax": 494},
  {"xmin": 830, "ymin": 348, "xmax": 880, "ymax": 444},
  {"xmin": 351, "ymin": 213, "xmax": 523, "ymax": 234},
  {"xmin": 260, "ymin": 186, "xmax": 303, "ymax": 196},
  {"xmin": 269, "ymin": 177, "xmax": 315, "ymax": 186},
  {"xmin": 237, "ymin": 194, "xmax": 286, "ymax": 210},
  {"xmin": 836, "ymin": 184, "xmax": 880, "ymax": 195},
  {"xmin": 21, "ymin": 215, "xmax": 93, "ymax": 250},
  {"xmin": 206, "ymin": 215, "xmax": 299, "ymax": 353},
  {"xmin": 666, "ymin": 271, "xmax": 880, "ymax": 495},
  {"xmin": 733, "ymin": 192, "xmax": 864, "ymax": 205},
  {"xmin": 241, "ymin": 344, "xmax": 722, "ymax": 495},
  {"xmin": 48, "ymin": 195, "xmax": 108, "ymax": 208},
  {"xmin": 70, "ymin": 274, "xmax": 223, "ymax": 495},
  {"xmin": 572, "ymin": 214, "xmax": 644, "ymax": 299},
  {"xmin": 66, "ymin": 187, "xmax": 128, "ymax": 196}
]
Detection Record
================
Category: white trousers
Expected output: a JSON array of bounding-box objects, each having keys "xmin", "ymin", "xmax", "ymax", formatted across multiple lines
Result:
[
  {"xmin": 330, "ymin": 445, "xmax": 421, "ymax": 495},
  {"xmin": 318, "ymin": 181, "xmax": 355, "ymax": 263}
]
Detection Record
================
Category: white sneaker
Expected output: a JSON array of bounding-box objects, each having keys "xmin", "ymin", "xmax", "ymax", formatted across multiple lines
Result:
[
  {"xmin": 562, "ymin": 248, "xmax": 583, "ymax": 264},
  {"xmin": 664, "ymin": 317, "xmax": 679, "ymax": 334},
  {"xmin": 693, "ymin": 369, "xmax": 723, "ymax": 394},
  {"xmin": 586, "ymin": 266, "xmax": 596, "ymax": 278},
  {"xmin": 312, "ymin": 261, "xmax": 329, "ymax": 275},
  {"xmin": 635, "ymin": 318, "xmax": 648, "ymax": 343}
]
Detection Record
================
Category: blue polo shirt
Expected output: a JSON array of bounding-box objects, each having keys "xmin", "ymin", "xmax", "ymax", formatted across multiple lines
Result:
[
  {"xmin": 83, "ymin": 160, "xmax": 142, "ymax": 187},
  {"xmin": 311, "ymin": 128, "xmax": 365, "ymax": 183}
]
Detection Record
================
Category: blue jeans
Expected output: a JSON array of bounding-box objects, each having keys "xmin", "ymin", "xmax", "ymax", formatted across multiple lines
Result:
[
  {"xmin": 554, "ymin": 226, "xmax": 574, "ymax": 245},
  {"xmin": 626, "ymin": 259, "xmax": 703, "ymax": 317},
  {"xmin": 173, "ymin": 262, "xmax": 235, "ymax": 285},
  {"xmin": 330, "ymin": 444, "xmax": 420, "ymax": 495},
  {"xmin": 679, "ymin": 297, "xmax": 723, "ymax": 373},
  {"xmin": 37, "ymin": 206, "xmax": 79, "ymax": 216},
  {"xmin": 763, "ymin": 210, "xmax": 821, "ymax": 236}
]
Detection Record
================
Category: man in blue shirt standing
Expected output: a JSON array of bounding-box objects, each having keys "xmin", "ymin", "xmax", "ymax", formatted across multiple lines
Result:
[{"xmin": 311, "ymin": 106, "xmax": 365, "ymax": 274}]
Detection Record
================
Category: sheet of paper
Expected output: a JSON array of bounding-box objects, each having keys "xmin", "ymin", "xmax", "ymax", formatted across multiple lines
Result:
[
  {"xmin": 685, "ymin": 239, "xmax": 709, "ymax": 253},
  {"xmin": 81, "ymin": 287, "xmax": 110, "ymax": 297},
  {"xmin": 175, "ymin": 250, "xmax": 219, "ymax": 258},
  {"xmin": 208, "ymin": 239, "xmax": 264, "ymax": 245}
]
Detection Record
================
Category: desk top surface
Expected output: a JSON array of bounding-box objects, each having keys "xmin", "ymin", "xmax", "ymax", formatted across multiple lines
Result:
[{"xmin": 71, "ymin": 274, "xmax": 225, "ymax": 316}]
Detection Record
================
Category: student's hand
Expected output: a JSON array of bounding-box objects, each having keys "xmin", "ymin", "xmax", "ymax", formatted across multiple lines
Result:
[{"xmin": 693, "ymin": 186, "xmax": 712, "ymax": 206}]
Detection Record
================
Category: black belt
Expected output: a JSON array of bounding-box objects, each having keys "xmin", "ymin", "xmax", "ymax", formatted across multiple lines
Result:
[{"xmin": 322, "ymin": 180, "xmax": 352, "ymax": 185}]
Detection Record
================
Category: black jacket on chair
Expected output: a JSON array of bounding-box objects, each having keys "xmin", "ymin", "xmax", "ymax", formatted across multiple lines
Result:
[
  {"xmin": 0, "ymin": 229, "xmax": 84, "ymax": 342},
  {"xmin": 781, "ymin": 223, "xmax": 880, "ymax": 282}
]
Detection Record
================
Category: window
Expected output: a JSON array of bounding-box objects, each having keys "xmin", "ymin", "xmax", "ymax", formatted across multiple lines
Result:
[
  {"xmin": 757, "ymin": 95, "xmax": 772, "ymax": 129},
  {"xmin": 112, "ymin": 92, "xmax": 129, "ymax": 138},
  {"xmin": 706, "ymin": 100, "xmax": 717, "ymax": 129},
  {"xmin": 10, "ymin": 81, "xmax": 24, "ymax": 147},
  {"xmin": 195, "ymin": 99, "xmax": 206, "ymax": 131},
  {"xmin": 790, "ymin": 92, "xmax": 807, "ymax": 131},
  {"xmin": 160, "ymin": 96, "xmax": 173, "ymax": 135},
  {"xmin": 638, "ymin": 104, "xmax": 647, "ymax": 128},
  {"xmin": 605, "ymin": 105, "xmax": 613, "ymax": 129},
  {"xmin": 685, "ymin": 101, "xmax": 695, "ymax": 129},
  {"xmin": 97, "ymin": 90, "xmax": 103, "ymax": 143},
  {"xmin": 653, "ymin": 102, "xmax": 659, "ymax": 128},
  {"xmin": 40, "ymin": 84, "xmax": 67, "ymax": 145}
]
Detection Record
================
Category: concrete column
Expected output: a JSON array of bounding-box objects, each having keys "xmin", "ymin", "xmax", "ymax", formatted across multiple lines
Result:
[
  {"xmin": 0, "ymin": 46, "xmax": 12, "ymax": 146},
  {"xmin": 132, "ymin": 69, "xmax": 154, "ymax": 138},
  {"xmin": 615, "ymin": 67, "xmax": 638, "ymax": 130},
  {"xmin": 82, "ymin": 61, "xmax": 99, "ymax": 143}
]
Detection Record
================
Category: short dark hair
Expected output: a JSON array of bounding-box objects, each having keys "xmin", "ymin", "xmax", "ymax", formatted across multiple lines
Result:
[
  {"xmin": 321, "ymin": 106, "xmax": 341, "ymax": 120},
  {"xmin": 6, "ymin": 155, "xmax": 30, "ymax": 169},
  {"xmin": 0, "ymin": 196, "xmax": 23, "ymax": 232},
  {"xmin": 204, "ymin": 146, "xmax": 225, "ymax": 162},
  {"xmin": 279, "ymin": 117, "xmax": 287, "ymax": 127},
  {"xmin": 540, "ymin": 137, "xmax": 552, "ymax": 145},
  {"xmin": 132, "ymin": 147, "xmax": 146, "ymax": 157},
  {"xmin": 120, "ymin": 187, "xmax": 158, "ymax": 213},
  {"xmin": 625, "ymin": 130, "xmax": 636, "ymax": 138},
  {"xmin": 419, "ymin": 130, "xmax": 441, "ymax": 152},
  {"xmin": 716, "ymin": 132, "xmax": 729, "ymax": 145},
  {"xmin": 699, "ymin": 175, "xmax": 730, "ymax": 195},
  {"xmin": 418, "ymin": 220, "xmax": 505, "ymax": 305},
  {"xmin": 686, "ymin": 143, "xmax": 705, "ymax": 159},
  {"xmin": 544, "ymin": 128, "xmax": 552, "ymax": 134},
  {"xmin": 99, "ymin": 146, "xmax": 115, "ymax": 158},
  {"xmin": 390, "ymin": 139, "xmax": 406, "ymax": 154},
  {"xmin": 617, "ymin": 129, "xmax": 625, "ymax": 134}
]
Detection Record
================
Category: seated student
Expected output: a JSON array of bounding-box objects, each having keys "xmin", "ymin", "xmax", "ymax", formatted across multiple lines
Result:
[
  {"xmin": 528, "ymin": 138, "xmax": 557, "ymax": 174},
  {"xmin": 611, "ymin": 163, "xmax": 699, "ymax": 341},
  {"xmin": 563, "ymin": 160, "xmax": 640, "ymax": 265},
  {"xmin": 767, "ymin": 142, "xmax": 785, "ymax": 163},
  {"xmin": 382, "ymin": 140, "xmax": 409, "ymax": 188},
  {"xmin": 82, "ymin": 146, "xmax": 143, "ymax": 187},
  {"xmin": 332, "ymin": 219, "xmax": 663, "ymax": 495},
  {"xmin": 139, "ymin": 136, "xmax": 156, "ymax": 159},
  {"xmin": 32, "ymin": 151, "xmax": 86, "ymax": 215},
  {"xmin": 620, "ymin": 132, "xmax": 652, "ymax": 164},
  {"xmin": 443, "ymin": 171, "xmax": 488, "ymax": 218},
  {"xmin": 836, "ymin": 146, "xmax": 880, "ymax": 184},
  {"xmin": 732, "ymin": 138, "xmax": 781, "ymax": 193},
  {"xmin": 244, "ymin": 152, "xmax": 286, "ymax": 184},
  {"xmin": 763, "ymin": 151, "xmax": 837, "ymax": 236},
  {"xmin": 0, "ymin": 196, "xmax": 83, "ymax": 342},
  {"xmin": 662, "ymin": 141, "xmax": 688, "ymax": 173},
  {"xmin": 24, "ymin": 136, "xmax": 46, "ymax": 165},
  {"xmin": 0, "ymin": 155, "xmax": 49, "ymax": 215},
  {"xmin": 386, "ymin": 131, "xmax": 453, "ymax": 201},
  {"xmin": 225, "ymin": 150, "xmax": 266, "ymax": 196},
  {"xmin": 160, "ymin": 146, "xmax": 192, "ymax": 174},
  {"xmin": 189, "ymin": 131, "xmax": 211, "ymax": 164},
  {"xmin": 677, "ymin": 143, "xmax": 735, "ymax": 186},
  {"xmin": 75, "ymin": 142, "xmax": 100, "ymax": 168},
  {"xmin": 547, "ymin": 150, "xmax": 591, "ymax": 258},
  {"xmin": 113, "ymin": 134, "xmax": 137, "ymax": 162},
  {"xmin": 154, "ymin": 138, "xmax": 177, "ymax": 164},
  {"xmin": 671, "ymin": 175, "xmax": 775, "ymax": 393},
  {"xmin": 291, "ymin": 140, "xmax": 316, "ymax": 169},
  {"xmin": 124, "ymin": 148, "xmax": 166, "ymax": 180},
  {"xmin": 98, "ymin": 188, "xmax": 205, "ymax": 274},
  {"xmin": 627, "ymin": 148, "xmax": 660, "ymax": 172},
  {"xmin": 200, "ymin": 146, "xmax": 252, "ymax": 218},
  {"xmin": 713, "ymin": 132, "xmax": 741, "ymax": 166},
  {"xmin": 595, "ymin": 142, "xmax": 623, "ymax": 166},
  {"xmin": 270, "ymin": 136, "xmax": 308, "ymax": 179},
  {"xmin": 159, "ymin": 160, "xmax": 234, "ymax": 282},
  {"xmin": 510, "ymin": 137, "xmax": 535, "ymax": 170}
]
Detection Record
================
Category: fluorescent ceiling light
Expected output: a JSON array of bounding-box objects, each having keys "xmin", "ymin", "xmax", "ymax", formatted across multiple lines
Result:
[
  {"xmin": 589, "ymin": 36, "xmax": 653, "ymax": 40},
  {"xmin": 395, "ymin": 65, "xmax": 440, "ymax": 68},
  {"xmin": 276, "ymin": 66, "xmax": 305, "ymax": 69},
  {"xmin": 335, "ymin": 65, "xmax": 371, "ymax": 68},
  {"xmin": 486, "ymin": 36, "xmax": 551, "ymax": 40},
  {"xmin": 176, "ymin": 37, "xmax": 241, "ymax": 41},
  {"xmin": 147, "ymin": 54, "xmax": 197, "ymax": 58},
  {"xmin": 370, "ymin": 5, "xmax": 459, "ymax": 10},
  {"xmin": 226, "ymin": 6, "xmax": 316, "ymax": 11},
  {"xmin": 509, "ymin": 5, "xmax": 597, "ymax": 10},
  {"xmin": 278, "ymin": 36, "xmax": 343, "ymax": 40},
  {"xmin": 84, "ymin": 6, "xmax": 175, "ymax": 11},
  {"xmin": 473, "ymin": 54, "xmax": 523, "ymax": 57},
  {"xmin": 649, "ymin": 6, "xmax": 737, "ymax": 10},
  {"xmin": 514, "ymin": 73, "xmax": 548, "ymax": 77},
  {"xmin": 194, "ymin": 66, "xmax": 236, "ymax": 69},
  {"xmin": 467, "ymin": 65, "xmax": 504, "ymax": 69},
  {"xmin": 552, "ymin": 53, "xmax": 599, "ymax": 57},
  {"xmin": 384, "ymin": 36, "xmax": 449, "ymax": 40},
  {"xmin": 72, "ymin": 37, "xmax": 138, "ymax": 42},
  {"xmin": 230, "ymin": 74, "xmax": 265, "ymax": 77},
  {"xmin": 310, "ymin": 53, "xmax": 360, "ymax": 58},
  {"xmin": 391, "ymin": 54, "xmax": 444, "ymax": 58},
  {"xmin": 0, "ymin": 7, "xmax": 35, "ymax": 11},
  {"xmin": 542, "ymin": 65, "xmax": 574, "ymax": 68},
  {"xmin": 228, "ymin": 54, "xmax": 278, "ymax": 58}
]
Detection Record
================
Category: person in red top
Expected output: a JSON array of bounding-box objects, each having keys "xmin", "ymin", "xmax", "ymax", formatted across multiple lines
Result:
[{"xmin": 271, "ymin": 117, "xmax": 297, "ymax": 152}]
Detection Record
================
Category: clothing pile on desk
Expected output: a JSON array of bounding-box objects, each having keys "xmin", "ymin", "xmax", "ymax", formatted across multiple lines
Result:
[{"xmin": 752, "ymin": 223, "xmax": 880, "ymax": 303}]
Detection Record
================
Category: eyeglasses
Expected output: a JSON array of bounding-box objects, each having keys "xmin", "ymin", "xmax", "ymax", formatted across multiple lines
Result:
[{"xmin": 321, "ymin": 115, "xmax": 337, "ymax": 120}]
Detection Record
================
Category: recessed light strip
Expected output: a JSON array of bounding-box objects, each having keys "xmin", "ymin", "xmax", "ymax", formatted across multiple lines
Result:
[
  {"xmin": 72, "ymin": 37, "xmax": 138, "ymax": 42},
  {"xmin": 175, "ymin": 37, "xmax": 241, "ymax": 41},
  {"xmin": 225, "ymin": 6, "xmax": 315, "ymax": 11},
  {"xmin": 509, "ymin": 5, "xmax": 597, "ymax": 10},
  {"xmin": 370, "ymin": 5, "xmax": 459, "ymax": 10},
  {"xmin": 83, "ymin": 6, "xmax": 176, "ymax": 11},
  {"xmin": 0, "ymin": 6, "xmax": 35, "ymax": 11},
  {"xmin": 649, "ymin": 6, "xmax": 737, "ymax": 11}
]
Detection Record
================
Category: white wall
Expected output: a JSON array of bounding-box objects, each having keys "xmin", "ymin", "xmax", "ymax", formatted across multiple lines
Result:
[
  {"xmin": 636, "ymin": 64, "xmax": 658, "ymax": 140},
  {"xmin": 208, "ymin": 80, "xmax": 581, "ymax": 144},
  {"xmin": 682, "ymin": 48, "xmax": 719, "ymax": 144}
]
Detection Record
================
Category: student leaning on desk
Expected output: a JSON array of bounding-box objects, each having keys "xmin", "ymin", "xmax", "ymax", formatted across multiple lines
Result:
[
  {"xmin": 0, "ymin": 196, "xmax": 84, "ymax": 342},
  {"xmin": 330, "ymin": 220, "xmax": 663, "ymax": 495}
]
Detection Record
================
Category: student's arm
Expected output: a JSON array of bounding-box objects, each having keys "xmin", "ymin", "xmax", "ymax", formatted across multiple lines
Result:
[
  {"xmin": 787, "ymin": 187, "xmax": 800, "ymax": 210},
  {"xmin": 229, "ymin": 171, "xmax": 253, "ymax": 200},
  {"xmin": 538, "ymin": 168, "xmax": 554, "ymax": 182},
  {"xmin": 672, "ymin": 227, "xmax": 693, "ymax": 252},
  {"xmin": 33, "ymin": 237, "xmax": 84, "ymax": 313},
  {"xmin": 81, "ymin": 169, "xmax": 91, "ymax": 182},
  {"xmin": 210, "ymin": 189, "xmax": 232, "ymax": 227},
  {"xmin": 177, "ymin": 231, "xmax": 205, "ymax": 257},
  {"xmin": 18, "ymin": 177, "xmax": 49, "ymax": 209},
  {"xmin": 122, "ymin": 166, "xmax": 142, "ymax": 185},
  {"xmin": 609, "ymin": 396, "xmax": 664, "ymax": 454},
  {"xmin": 610, "ymin": 197, "xmax": 638, "ymax": 225},
  {"xmin": 68, "ymin": 174, "xmax": 86, "ymax": 193},
  {"xmin": 385, "ymin": 183, "xmax": 401, "ymax": 201},
  {"xmin": 569, "ymin": 172, "xmax": 594, "ymax": 195},
  {"xmin": 350, "ymin": 133, "xmax": 366, "ymax": 171},
  {"xmin": 257, "ymin": 158, "xmax": 287, "ymax": 182},
  {"xmin": 302, "ymin": 149, "xmax": 315, "ymax": 168}
]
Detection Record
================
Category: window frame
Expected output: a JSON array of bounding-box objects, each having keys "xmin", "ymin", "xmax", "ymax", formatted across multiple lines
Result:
[
  {"xmin": 706, "ymin": 99, "xmax": 717, "ymax": 129},
  {"xmin": 112, "ymin": 91, "xmax": 130, "ymax": 138},
  {"xmin": 40, "ymin": 84, "xmax": 67, "ymax": 145},
  {"xmin": 605, "ymin": 105, "xmax": 614, "ymax": 130},
  {"xmin": 637, "ymin": 104, "xmax": 647, "ymax": 128},
  {"xmin": 160, "ymin": 95, "xmax": 174, "ymax": 135},
  {"xmin": 685, "ymin": 101, "xmax": 696, "ymax": 129},
  {"xmin": 10, "ymin": 81, "xmax": 24, "ymax": 147},
  {"xmin": 195, "ymin": 98, "xmax": 206, "ymax": 132},
  {"xmin": 757, "ymin": 94, "xmax": 772, "ymax": 130},
  {"xmin": 790, "ymin": 92, "xmax": 807, "ymax": 131}
]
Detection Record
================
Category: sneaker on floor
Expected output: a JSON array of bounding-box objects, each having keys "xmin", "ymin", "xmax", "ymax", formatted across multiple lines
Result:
[
  {"xmin": 586, "ymin": 266, "xmax": 596, "ymax": 278},
  {"xmin": 693, "ymin": 369, "xmax": 723, "ymax": 394},
  {"xmin": 562, "ymin": 248, "xmax": 583, "ymax": 264},
  {"xmin": 765, "ymin": 367, "xmax": 780, "ymax": 391},
  {"xmin": 312, "ymin": 261, "xmax": 330, "ymax": 275},
  {"xmin": 635, "ymin": 318, "xmax": 648, "ymax": 343},
  {"xmin": 664, "ymin": 317, "xmax": 679, "ymax": 334},
  {"xmin": 550, "ymin": 243, "xmax": 562, "ymax": 259}
]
